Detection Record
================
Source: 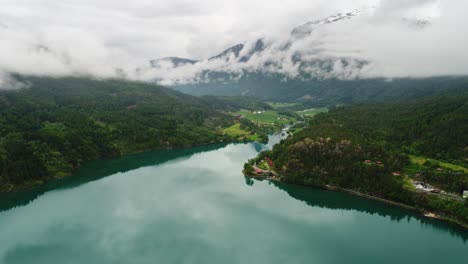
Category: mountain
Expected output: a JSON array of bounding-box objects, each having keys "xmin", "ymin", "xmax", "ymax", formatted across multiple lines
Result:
[
  {"xmin": 150, "ymin": 57, "xmax": 198, "ymax": 68},
  {"xmin": 150, "ymin": 11, "xmax": 358, "ymax": 67},
  {"xmin": 290, "ymin": 10, "xmax": 359, "ymax": 39},
  {"xmin": 149, "ymin": 38, "xmax": 267, "ymax": 69},
  {"xmin": 146, "ymin": 10, "xmax": 457, "ymax": 104},
  {"xmin": 208, "ymin": 43, "xmax": 245, "ymax": 61}
]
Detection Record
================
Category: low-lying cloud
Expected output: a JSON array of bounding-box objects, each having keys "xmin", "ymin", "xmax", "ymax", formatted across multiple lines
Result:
[{"xmin": 1, "ymin": 0, "xmax": 467, "ymax": 88}]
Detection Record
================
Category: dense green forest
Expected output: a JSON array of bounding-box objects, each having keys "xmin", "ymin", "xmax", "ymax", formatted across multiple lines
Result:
[
  {"xmin": 0, "ymin": 76, "xmax": 266, "ymax": 192},
  {"xmin": 175, "ymin": 73, "xmax": 468, "ymax": 105},
  {"xmin": 247, "ymin": 87, "xmax": 468, "ymax": 224}
]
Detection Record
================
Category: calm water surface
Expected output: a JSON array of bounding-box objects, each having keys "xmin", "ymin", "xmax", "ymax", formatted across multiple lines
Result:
[{"xmin": 0, "ymin": 135, "xmax": 467, "ymax": 264}]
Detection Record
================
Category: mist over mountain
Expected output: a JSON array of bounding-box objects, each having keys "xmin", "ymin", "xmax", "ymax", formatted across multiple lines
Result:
[
  {"xmin": 142, "ymin": 7, "xmax": 465, "ymax": 103},
  {"xmin": 146, "ymin": 10, "xmax": 368, "ymax": 84},
  {"xmin": 0, "ymin": 0, "xmax": 467, "ymax": 90},
  {"xmin": 140, "ymin": 3, "xmax": 464, "ymax": 92}
]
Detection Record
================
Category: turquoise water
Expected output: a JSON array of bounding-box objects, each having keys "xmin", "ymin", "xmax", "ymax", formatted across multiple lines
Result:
[{"xmin": 0, "ymin": 136, "xmax": 467, "ymax": 264}]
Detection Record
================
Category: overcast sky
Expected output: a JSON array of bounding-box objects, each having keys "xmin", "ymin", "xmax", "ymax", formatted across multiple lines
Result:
[{"xmin": 0, "ymin": 0, "xmax": 467, "ymax": 87}]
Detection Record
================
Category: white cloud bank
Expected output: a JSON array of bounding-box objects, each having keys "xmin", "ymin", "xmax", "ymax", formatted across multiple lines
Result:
[{"xmin": 0, "ymin": 0, "xmax": 467, "ymax": 87}]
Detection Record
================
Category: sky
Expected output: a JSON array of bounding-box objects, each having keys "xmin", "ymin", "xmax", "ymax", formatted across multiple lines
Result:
[{"xmin": 0, "ymin": 0, "xmax": 467, "ymax": 87}]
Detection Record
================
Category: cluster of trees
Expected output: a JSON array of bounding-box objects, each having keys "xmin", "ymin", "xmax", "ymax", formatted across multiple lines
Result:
[
  {"xmin": 0, "ymin": 76, "xmax": 265, "ymax": 190},
  {"xmin": 250, "ymin": 87, "xmax": 468, "ymax": 223}
]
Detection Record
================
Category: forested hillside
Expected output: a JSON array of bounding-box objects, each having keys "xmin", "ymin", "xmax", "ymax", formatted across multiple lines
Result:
[
  {"xmin": 175, "ymin": 74, "xmax": 468, "ymax": 106},
  {"xmin": 247, "ymin": 87, "xmax": 468, "ymax": 224},
  {"xmin": 0, "ymin": 76, "xmax": 261, "ymax": 191}
]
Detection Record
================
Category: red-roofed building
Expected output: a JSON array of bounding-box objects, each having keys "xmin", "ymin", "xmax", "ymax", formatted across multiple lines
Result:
[
  {"xmin": 254, "ymin": 168, "xmax": 263, "ymax": 174},
  {"xmin": 265, "ymin": 157, "xmax": 274, "ymax": 166}
]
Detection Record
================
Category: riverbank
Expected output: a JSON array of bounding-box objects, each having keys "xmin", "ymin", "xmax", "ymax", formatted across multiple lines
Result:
[{"xmin": 244, "ymin": 172, "xmax": 468, "ymax": 230}]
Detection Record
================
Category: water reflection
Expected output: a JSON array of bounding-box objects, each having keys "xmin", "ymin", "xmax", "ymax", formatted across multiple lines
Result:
[
  {"xmin": 255, "ymin": 179, "xmax": 468, "ymax": 242},
  {"xmin": 0, "ymin": 136, "xmax": 466, "ymax": 264},
  {"xmin": 0, "ymin": 144, "xmax": 227, "ymax": 212},
  {"xmin": 0, "ymin": 133, "xmax": 282, "ymax": 213}
]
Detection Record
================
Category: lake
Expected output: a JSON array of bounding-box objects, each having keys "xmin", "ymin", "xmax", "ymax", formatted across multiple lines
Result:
[{"xmin": 0, "ymin": 135, "xmax": 467, "ymax": 264}]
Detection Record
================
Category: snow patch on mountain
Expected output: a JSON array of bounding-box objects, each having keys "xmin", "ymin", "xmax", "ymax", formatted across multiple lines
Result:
[{"xmin": 291, "ymin": 10, "xmax": 360, "ymax": 39}]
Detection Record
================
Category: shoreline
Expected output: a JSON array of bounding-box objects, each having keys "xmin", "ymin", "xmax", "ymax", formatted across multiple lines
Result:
[
  {"xmin": 0, "ymin": 139, "xmax": 250, "ymax": 194},
  {"xmin": 0, "ymin": 128, "xmax": 284, "ymax": 194},
  {"xmin": 324, "ymin": 185, "xmax": 467, "ymax": 230},
  {"xmin": 244, "ymin": 173, "xmax": 468, "ymax": 230}
]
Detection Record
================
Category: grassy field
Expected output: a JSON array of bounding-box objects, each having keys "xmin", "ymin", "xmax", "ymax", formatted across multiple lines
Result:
[
  {"xmin": 297, "ymin": 108, "xmax": 329, "ymax": 117},
  {"xmin": 222, "ymin": 123, "xmax": 260, "ymax": 141},
  {"xmin": 257, "ymin": 160, "xmax": 270, "ymax": 170},
  {"xmin": 409, "ymin": 155, "xmax": 468, "ymax": 173},
  {"xmin": 402, "ymin": 176, "xmax": 416, "ymax": 190},
  {"xmin": 235, "ymin": 110, "xmax": 295, "ymax": 125},
  {"xmin": 267, "ymin": 102, "xmax": 300, "ymax": 109}
]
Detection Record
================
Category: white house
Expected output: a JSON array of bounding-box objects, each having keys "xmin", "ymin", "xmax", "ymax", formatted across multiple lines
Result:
[{"xmin": 463, "ymin": 190, "xmax": 468, "ymax": 199}]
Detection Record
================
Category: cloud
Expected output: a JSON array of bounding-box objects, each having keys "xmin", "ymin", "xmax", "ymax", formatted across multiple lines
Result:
[
  {"xmin": 0, "ymin": 72, "xmax": 30, "ymax": 90},
  {"xmin": 0, "ymin": 0, "xmax": 467, "ymax": 86},
  {"xmin": 373, "ymin": 0, "xmax": 441, "ymax": 19}
]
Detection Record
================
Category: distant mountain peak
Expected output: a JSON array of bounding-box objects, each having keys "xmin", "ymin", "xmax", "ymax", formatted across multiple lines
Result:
[
  {"xmin": 209, "ymin": 43, "xmax": 245, "ymax": 61},
  {"xmin": 291, "ymin": 10, "xmax": 359, "ymax": 38},
  {"xmin": 146, "ymin": 8, "xmax": 435, "ymax": 83},
  {"xmin": 150, "ymin": 57, "xmax": 198, "ymax": 68}
]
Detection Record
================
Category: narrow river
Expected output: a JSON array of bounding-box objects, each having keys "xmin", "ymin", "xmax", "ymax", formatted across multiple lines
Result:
[{"xmin": 0, "ymin": 135, "xmax": 467, "ymax": 264}]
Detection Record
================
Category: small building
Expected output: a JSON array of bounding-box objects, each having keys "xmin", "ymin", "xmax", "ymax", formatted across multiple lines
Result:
[
  {"xmin": 254, "ymin": 168, "xmax": 263, "ymax": 175},
  {"xmin": 265, "ymin": 157, "xmax": 274, "ymax": 166},
  {"xmin": 376, "ymin": 161, "xmax": 382, "ymax": 165},
  {"xmin": 413, "ymin": 181, "xmax": 434, "ymax": 192},
  {"xmin": 392, "ymin": 171, "xmax": 401, "ymax": 176},
  {"xmin": 364, "ymin": 160, "xmax": 372, "ymax": 164},
  {"xmin": 463, "ymin": 190, "xmax": 468, "ymax": 199},
  {"xmin": 415, "ymin": 183, "xmax": 425, "ymax": 190}
]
